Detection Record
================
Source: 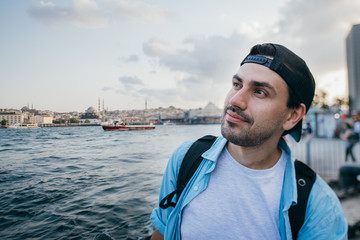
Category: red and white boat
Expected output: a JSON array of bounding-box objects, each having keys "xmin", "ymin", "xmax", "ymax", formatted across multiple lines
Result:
[{"xmin": 101, "ymin": 121, "xmax": 155, "ymax": 131}]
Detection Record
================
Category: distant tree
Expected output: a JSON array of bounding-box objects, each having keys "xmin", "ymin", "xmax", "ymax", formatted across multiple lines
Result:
[
  {"xmin": 1, "ymin": 119, "xmax": 7, "ymax": 126},
  {"xmin": 313, "ymin": 90, "xmax": 330, "ymax": 109},
  {"xmin": 70, "ymin": 118, "xmax": 80, "ymax": 123},
  {"xmin": 334, "ymin": 97, "xmax": 349, "ymax": 110},
  {"xmin": 53, "ymin": 119, "xmax": 66, "ymax": 124},
  {"xmin": 312, "ymin": 88, "xmax": 350, "ymax": 111},
  {"xmin": 85, "ymin": 119, "xmax": 90, "ymax": 123}
]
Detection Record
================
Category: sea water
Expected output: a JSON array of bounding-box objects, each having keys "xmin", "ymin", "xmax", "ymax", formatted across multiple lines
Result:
[{"xmin": 0, "ymin": 125, "xmax": 221, "ymax": 240}]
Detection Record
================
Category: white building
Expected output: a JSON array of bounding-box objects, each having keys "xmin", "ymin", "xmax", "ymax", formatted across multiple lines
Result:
[
  {"xmin": 33, "ymin": 115, "xmax": 53, "ymax": 124},
  {"xmin": 0, "ymin": 112, "xmax": 24, "ymax": 125}
]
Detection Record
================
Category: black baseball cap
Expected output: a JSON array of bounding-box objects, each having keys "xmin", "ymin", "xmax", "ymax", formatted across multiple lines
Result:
[{"xmin": 240, "ymin": 43, "xmax": 315, "ymax": 142}]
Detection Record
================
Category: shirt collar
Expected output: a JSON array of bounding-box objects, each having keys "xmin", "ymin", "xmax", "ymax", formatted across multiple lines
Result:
[
  {"xmin": 202, "ymin": 135, "xmax": 297, "ymax": 209},
  {"xmin": 201, "ymin": 135, "xmax": 227, "ymax": 162}
]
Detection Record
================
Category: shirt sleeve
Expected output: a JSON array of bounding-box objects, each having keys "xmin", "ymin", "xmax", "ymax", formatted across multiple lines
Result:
[
  {"xmin": 297, "ymin": 176, "xmax": 348, "ymax": 240},
  {"xmin": 150, "ymin": 140, "xmax": 194, "ymax": 234}
]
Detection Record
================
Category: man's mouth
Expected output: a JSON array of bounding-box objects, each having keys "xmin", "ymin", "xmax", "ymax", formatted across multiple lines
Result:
[{"xmin": 224, "ymin": 106, "xmax": 251, "ymax": 124}]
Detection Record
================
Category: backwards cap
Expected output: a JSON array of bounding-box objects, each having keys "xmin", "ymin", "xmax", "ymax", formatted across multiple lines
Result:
[{"xmin": 240, "ymin": 43, "xmax": 315, "ymax": 142}]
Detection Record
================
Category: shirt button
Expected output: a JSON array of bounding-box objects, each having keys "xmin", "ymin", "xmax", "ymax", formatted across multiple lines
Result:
[{"xmin": 194, "ymin": 186, "xmax": 198, "ymax": 191}]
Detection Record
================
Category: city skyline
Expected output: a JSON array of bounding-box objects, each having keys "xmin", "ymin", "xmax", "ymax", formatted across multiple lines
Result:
[
  {"xmin": 1, "ymin": 99, "xmax": 220, "ymax": 113},
  {"xmin": 1, "ymin": 0, "xmax": 360, "ymax": 112}
]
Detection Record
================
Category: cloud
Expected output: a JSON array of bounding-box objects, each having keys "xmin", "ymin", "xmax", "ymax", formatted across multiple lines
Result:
[
  {"xmin": 140, "ymin": 88, "xmax": 178, "ymax": 100},
  {"xmin": 111, "ymin": 74, "xmax": 217, "ymax": 108},
  {"xmin": 142, "ymin": 0, "xmax": 360, "ymax": 89},
  {"xmin": 275, "ymin": 0, "xmax": 360, "ymax": 74},
  {"xmin": 140, "ymin": 31, "xmax": 263, "ymax": 106},
  {"xmin": 28, "ymin": 0, "xmax": 170, "ymax": 28},
  {"xmin": 28, "ymin": 0, "xmax": 107, "ymax": 28},
  {"xmin": 102, "ymin": 86, "xmax": 114, "ymax": 91},
  {"xmin": 101, "ymin": 76, "xmax": 144, "ymax": 95},
  {"xmin": 143, "ymin": 34, "xmax": 250, "ymax": 84},
  {"xmin": 118, "ymin": 54, "xmax": 139, "ymax": 63},
  {"xmin": 109, "ymin": 0, "xmax": 170, "ymax": 24},
  {"xmin": 119, "ymin": 76, "xmax": 143, "ymax": 85},
  {"xmin": 118, "ymin": 76, "xmax": 144, "ymax": 91},
  {"xmin": 138, "ymin": 87, "xmax": 203, "ymax": 108}
]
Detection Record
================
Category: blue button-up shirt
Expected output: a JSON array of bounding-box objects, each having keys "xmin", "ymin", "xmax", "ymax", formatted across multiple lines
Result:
[{"xmin": 151, "ymin": 136, "xmax": 348, "ymax": 239}]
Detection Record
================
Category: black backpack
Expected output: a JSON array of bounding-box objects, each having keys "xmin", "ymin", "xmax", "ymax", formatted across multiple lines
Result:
[
  {"xmin": 349, "ymin": 132, "xmax": 359, "ymax": 143},
  {"xmin": 160, "ymin": 135, "xmax": 316, "ymax": 239}
]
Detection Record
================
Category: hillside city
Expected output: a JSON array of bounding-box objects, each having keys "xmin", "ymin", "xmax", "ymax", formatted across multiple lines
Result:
[{"xmin": 0, "ymin": 102, "xmax": 223, "ymax": 128}]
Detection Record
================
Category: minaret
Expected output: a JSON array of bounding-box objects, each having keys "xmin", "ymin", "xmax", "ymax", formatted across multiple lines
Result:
[
  {"xmin": 102, "ymin": 99, "xmax": 105, "ymax": 114},
  {"xmin": 102, "ymin": 99, "xmax": 105, "ymax": 121},
  {"xmin": 98, "ymin": 97, "xmax": 101, "ymax": 114},
  {"xmin": 145, "ymin": 99, "xmax": 148, "ymax": 110}
]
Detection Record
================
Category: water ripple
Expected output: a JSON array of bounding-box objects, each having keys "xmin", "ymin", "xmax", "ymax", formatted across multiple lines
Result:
[{"xmin": 0, "ymin": 125, "xmax": 221, "ymax": 239}]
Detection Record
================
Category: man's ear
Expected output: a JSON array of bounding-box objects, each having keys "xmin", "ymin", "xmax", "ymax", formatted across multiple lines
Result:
[{"xmin": 283, "ymin": 103, "xmax": 306, "ymax": 131}]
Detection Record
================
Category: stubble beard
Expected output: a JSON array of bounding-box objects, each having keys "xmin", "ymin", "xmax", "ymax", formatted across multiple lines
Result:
[
  {"xmin": 221, "ymin": 106, "xmax": 282, "ymax": 147},
  {"xmin": 221, "ymin": 120, "xmax": 274, "ymax": 147}
]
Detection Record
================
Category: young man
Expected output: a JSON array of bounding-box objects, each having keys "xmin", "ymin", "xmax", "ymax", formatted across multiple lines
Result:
[{"xmin": 150, "ymin": 43, "xmax": 347, "ymax": 239}]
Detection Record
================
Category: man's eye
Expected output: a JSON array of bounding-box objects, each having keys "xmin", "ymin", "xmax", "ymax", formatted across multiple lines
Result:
[
  {"xmin": 233, "ymin": 82, "xmax": 241, "ymax": 88},
  {"xmin": 255, "ymin": 89, "xmax": 266, "ymax": 96}
]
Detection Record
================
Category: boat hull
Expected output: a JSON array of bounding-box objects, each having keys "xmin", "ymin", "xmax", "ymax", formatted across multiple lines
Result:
[{"xmin": 7, "ymin": 123, "xmax": 39, "ymax": 129}]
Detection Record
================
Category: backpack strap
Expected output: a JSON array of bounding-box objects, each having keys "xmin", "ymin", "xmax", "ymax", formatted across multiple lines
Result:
[
  {"xmin": 289, "ymin": 160, "xmax": 316, "ymax": 239},
  {"xmin": 159, "ymin": 135, "xmax": 217, "ymax": 209}
]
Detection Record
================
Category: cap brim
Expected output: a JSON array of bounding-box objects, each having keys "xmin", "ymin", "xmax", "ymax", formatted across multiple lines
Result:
[{"xmin": 289, "ymin": 119, "xmax": 303, "ymax": 142}]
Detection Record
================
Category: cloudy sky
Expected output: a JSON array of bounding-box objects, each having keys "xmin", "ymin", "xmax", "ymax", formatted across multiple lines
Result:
[{"xmin": 1, "ymin": 0, "xmax": 359, "ymax": 112}]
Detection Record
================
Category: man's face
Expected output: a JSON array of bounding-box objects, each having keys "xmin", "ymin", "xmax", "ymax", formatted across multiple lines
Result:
[{"xmin": 221, "ymin": 62, "xmax": 292, "ymax": 147}]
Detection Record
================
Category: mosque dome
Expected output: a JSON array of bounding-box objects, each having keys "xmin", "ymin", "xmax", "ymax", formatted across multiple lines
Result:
[{"xmin": 86, "ymin": 106, "xmax": 97, "ymax": 113}]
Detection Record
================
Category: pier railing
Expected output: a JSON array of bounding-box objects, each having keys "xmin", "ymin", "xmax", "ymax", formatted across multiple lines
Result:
[{"xmin": 287, "ymin": 137, "xmax": 359, "ymax": 182}]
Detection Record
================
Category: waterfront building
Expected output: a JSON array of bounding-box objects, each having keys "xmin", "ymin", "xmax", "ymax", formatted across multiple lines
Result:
[
  {"xmin": 33, "ymin": 115, "xmax": 53, "ymax": 124},
  {"xmin": 0, "ymin": 111, "xmax": 24, "ymax": 125},
  {"xmin": 346, "ymin": 24, "xmax": 360, "ymax": 112}
]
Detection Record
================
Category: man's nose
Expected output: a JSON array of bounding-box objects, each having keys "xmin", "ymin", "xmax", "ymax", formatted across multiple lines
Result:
[{"xmin": 229, "ymin": 89, "xmax": 248, "ymax": 111}]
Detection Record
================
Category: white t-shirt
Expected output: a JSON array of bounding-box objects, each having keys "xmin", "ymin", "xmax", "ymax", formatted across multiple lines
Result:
[{"xmin": 181, "ymin": 147, "xmax": 287, "ymax": 240}]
